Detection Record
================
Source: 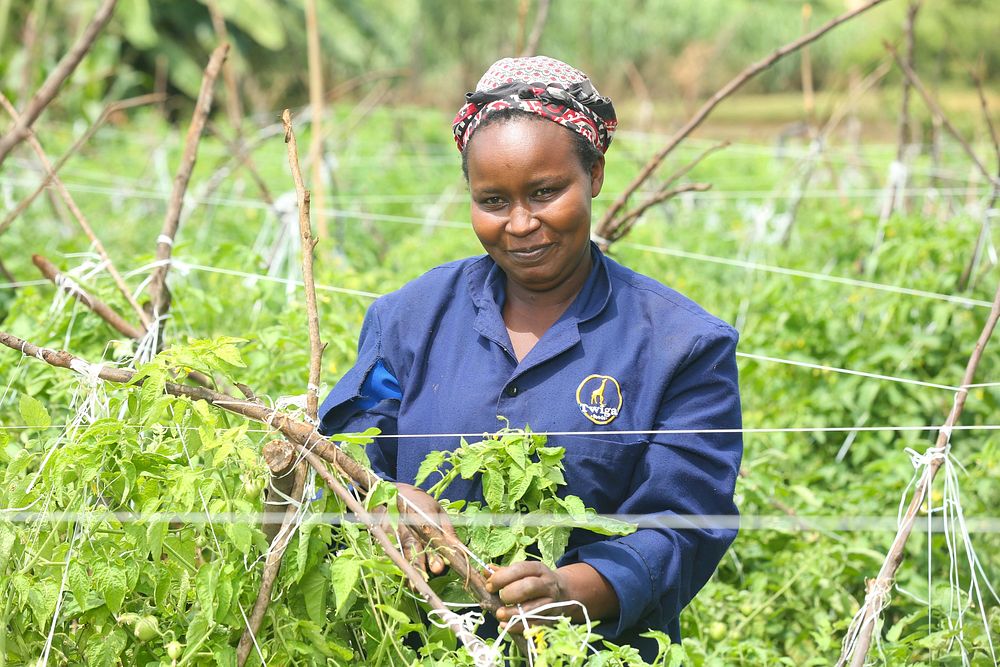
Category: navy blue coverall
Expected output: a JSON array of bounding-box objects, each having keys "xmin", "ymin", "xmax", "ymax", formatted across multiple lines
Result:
[{"xmin": 318, "ymin": 245, "xmax": 742, "ymax": 659}]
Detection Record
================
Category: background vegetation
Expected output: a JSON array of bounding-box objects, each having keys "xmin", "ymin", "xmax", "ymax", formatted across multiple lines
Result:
[{"xmin": 0, "ymin": 0, "xmax": 998, "ymax": 665}]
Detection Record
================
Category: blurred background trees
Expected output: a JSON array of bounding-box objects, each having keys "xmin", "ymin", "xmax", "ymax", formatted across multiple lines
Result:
[{"xmin": 1, "ymin": 0, "xmax": 997, "ymax": 131}]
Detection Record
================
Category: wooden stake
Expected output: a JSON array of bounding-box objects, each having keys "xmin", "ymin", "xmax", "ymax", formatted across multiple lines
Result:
[
  {"xmin": 236, "ymin": 457, "xmax": 306, "ymax": 667},
  {"xmin": 0, "ymin": 0, "xmax": 118, "ymax": 169},
  {"xmin": 282, "ymin": 110, "xmax": 325, "ymax": 419},
  {"xmin": 598, "ymin": 0, "xmax": 889, "ymax": 234},
  {"xmin": 147, "ymin": 44, "xmax": 229, "ymax": 321},
  {"xmin": 836, "ymin": 280, "xmax": 1000, "ymax": 667}
]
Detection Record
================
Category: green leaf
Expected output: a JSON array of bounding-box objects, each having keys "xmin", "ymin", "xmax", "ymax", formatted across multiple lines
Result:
[
  {"xmin": 196, "ymin": 561, "xmax": 220, "ymax": 622},
  {"xmin": 182, "ymin": 613, "xmax": 213, "ymax": 660},
  {"xmin": 537, "ymin": 527, "xmax": 571, "ymax": 567},
  {"xmin": 213, "ymin": 646, "xmax": 237, "ymax": 667},
  {"xmin": 212, "ymin": 343, "xmax": 246, "ymax": 367},
  {"xmin": 483, "ymin": 530, "xmax": 518, "ymax": 559},
  {"xmin": 301, "ymin": 564, "xmax": 329, "ymax": 626},
  {"xmin": 330, "ymin": 555, "xmax": 362, "ymax": 611},
  {"xmin": 84, "ymin": 627, "xmax": 126, "ymax": 667},
  {"xmin": 415, "ymin": 450, "xmax": 447, "ymax": 486},
  {"xmin": 458, "ymin": 448, "xmax": 484, "ymax": 478},
  {"xmin": 482, "ymin": 470, "xmax": 504, "ymax": 510},
  {"xmin": 18, "ymin": 394, "xmax": 50, "ymax": 428},
  {"xmin": 93, "ymin": 562, "xmax": 128, "ymax": 613},
  {"xmin": 375, "ymin": 603, "xmax": 411, "ymax": 625}
]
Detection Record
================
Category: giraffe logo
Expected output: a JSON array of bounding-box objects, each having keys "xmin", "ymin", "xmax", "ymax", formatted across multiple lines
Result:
[{"xmin": 575, "ymin": 374, "xmax": 622, "ymax": 425}]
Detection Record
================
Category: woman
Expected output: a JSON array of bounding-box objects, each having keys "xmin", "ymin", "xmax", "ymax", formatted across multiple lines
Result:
[{"xmin": 318, "ymin": 56, "xmax": 742, "ymax": 660}]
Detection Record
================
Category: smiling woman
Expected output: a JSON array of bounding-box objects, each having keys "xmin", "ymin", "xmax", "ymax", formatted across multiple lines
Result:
[{"xmin": 318, "ymin": 56, "xmax": 743, "ymax": 661}]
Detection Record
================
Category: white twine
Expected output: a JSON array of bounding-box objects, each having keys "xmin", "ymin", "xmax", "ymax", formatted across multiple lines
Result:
[{"xmin": 156, "ymin": 234, "xmax": 174, "ymax": 247}]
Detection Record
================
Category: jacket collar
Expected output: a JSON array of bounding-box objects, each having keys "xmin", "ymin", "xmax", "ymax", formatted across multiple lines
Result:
[{"xmin": 466, "ymin": 243, "xmax": 613, "ymax": 364}]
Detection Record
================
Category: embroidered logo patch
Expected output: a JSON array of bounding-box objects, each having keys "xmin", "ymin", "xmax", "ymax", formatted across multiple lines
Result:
[{"xmin": 575, "ymin": 374, "xmax": 622, "ymax": 425}]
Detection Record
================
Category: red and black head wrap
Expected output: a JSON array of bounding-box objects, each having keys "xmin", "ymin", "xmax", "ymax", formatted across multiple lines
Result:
[{"xmin": 452, "ymin": 56, "xmax": 617, "ymax": 155}]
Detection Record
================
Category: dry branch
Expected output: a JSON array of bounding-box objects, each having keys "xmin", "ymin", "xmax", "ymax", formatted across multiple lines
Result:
[
  {"xmin": 305, "ymin": 0, "xmax": 328, "ymax": 240},
  {"xmin": 879, "ymin": 2, "xmax": 920, "ymax": 223},
  {"xmin": 0, "ymin": 94, "xmax": 164, "ymax": 238},
  {"xmin": 836, "ymin": 279, "xmax": 1000, "ymax": 667},
  {"xmin": 297, "ymin": 446, "xmax": 495, "ymax": 665},
  {"xmin": 31, "ymin": 255, "xmax": 144, "ymax": 339},
  {"xmin": 521, "ymin": 0, "xmax": 552, "ymax": 57},
  {"xmin": 594, "ymin": 139, "xmax": 727, "ymax": 248},
  {"xmin": 0, "ymin": 0, "xmax": 118, "ymax": 169},
  {"xmin": 282, "ymin": 110, "xmax": 325, "ymax": 419},
  {"xmin": 237, "ymin": 457, "xmax": 306, "ymax": 666},
  {"xmin": 0, "ymin": 93, "xmax": 154, "ymax": 329},
  {"xmin": 887, "ymin": 42, "xmax": 996, "ymax": 187},
  {"xmin": 598, "ymin": 0, "xmax": 889, "ymax": 232},
  {"xmin": 958, "ymin": 74, "xmax": 1000, "ymax": 291},
  {"xmin": 0, "ymin": 331, "xmax": 502, "ymax": 616},
  {"xmin": 147, "ymin": 44, "xmax": 229, "ymax": 320}
]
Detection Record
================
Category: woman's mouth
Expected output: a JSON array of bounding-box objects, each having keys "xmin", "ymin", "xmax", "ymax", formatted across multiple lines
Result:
[{"xmin": 507, "ymin": 244, "xmax": 553, "ymax": 263}]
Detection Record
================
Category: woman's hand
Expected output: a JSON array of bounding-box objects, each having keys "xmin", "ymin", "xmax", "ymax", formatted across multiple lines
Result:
[
  {"xmin": 383, "ymin": 483, "xmax": 456, "ymax": 576},
  {"xmin": 485, "ymin": 562, "xmax": 619, "ymax": 634}
]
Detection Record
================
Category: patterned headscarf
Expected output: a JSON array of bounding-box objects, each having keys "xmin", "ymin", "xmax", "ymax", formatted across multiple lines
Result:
[{"xmin": 452, "ymin": 56, "xmax": 617, "ymax": 155}]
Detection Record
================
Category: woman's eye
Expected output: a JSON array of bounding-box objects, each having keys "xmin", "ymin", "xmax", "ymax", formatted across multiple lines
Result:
[
  {"xmin": 533, "ymin": 187, "xmax": 556, "ymax": 198},
  {"xmin": 482, "ymin": 196, "xmax": 504, "ymax": 207}
]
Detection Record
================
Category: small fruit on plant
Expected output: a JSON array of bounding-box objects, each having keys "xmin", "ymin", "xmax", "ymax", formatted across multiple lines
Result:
[
  {"xmin": 133, "ymin": 615, "xmax": 160, "ymax": 641},
  {"xmin": 708, "ymin": 621, "xmax": 727, "ymax": 642},
  {"xmin": 243, "ymin": 476, "xmax": 265, "ymax": 497},
  {"xmin": 166, "ymin": 640, "xmax": 183, "ymax": 660}
]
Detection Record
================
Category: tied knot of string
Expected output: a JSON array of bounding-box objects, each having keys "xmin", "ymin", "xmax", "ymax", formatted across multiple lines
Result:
[
  {"xmin": 905, "ymin": 445, "xmax": 948, "ymax": 469},
  {"xmin": 863, "ymin": 576, "xmax": 893, "ymax": 611},
  {"xmin": 888, "ymin": 159, "xmax": 908, "ymax": 186},
  {"xmin": 69, "ymin": 358, "xmax": 103, "ymax": 384}
]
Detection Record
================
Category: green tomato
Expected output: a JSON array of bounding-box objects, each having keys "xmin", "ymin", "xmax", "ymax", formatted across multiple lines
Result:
[
  {"xmin": 243, "ymin": 476, "xmax": 265, "ymax": 497},
  {"xmin": 708, "ymin": 621, "xmax": 727, "ymax": 642},
  {"xmin": 133, "ymin": 615, "xmax": 160, "ymax": 641},
  {"xmin": 166, "ymin": 640, "xmax": 183, "ymax": 660}
]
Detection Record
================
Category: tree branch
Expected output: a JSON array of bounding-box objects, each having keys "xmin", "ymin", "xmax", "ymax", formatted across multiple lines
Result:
[
  {"xmin": 598, "ymin": 0, "xmax": 889, "ymax": 230},
  {"xmin": 0, "ymin": 93, "xmax": 163, "ymax": 239},
  {"xmin": 237, "ymin": 456, "xmax": 306, "ymax": 667},
  {"xmin": 31, "ymin": 254, "xmax": 145, "ymax": 339},
  {"xmin": 147, "ymin": 44, "xmax": 229, "ymax": 320},
  {"xmin": 305, "ymin": 0, "xmax": 328, "ymax": 240},
  {"xmin": 0, "ymin": 93, "xmax": 155, "ymax": 329},
  {"xmin": 0, "ymin": 0, "xmax": 118, "ymax": 169},
  {"xmin": 521, "ymin": 0, "xmax": 551, "ymax": 56},
  {"xmin": 0, "ymin": 331, "xmax": 502, "ymax": 617},
  {"xmin": 282, "ymin": 110, "xmax": 325, "ymax": 420},
  {"xmin": 886, "ymin": 41, "xmax": 996, "ymax": 187},
  {"xmin": 836, "ymin": 279, "xmax": 1000, "ymax": 667}
]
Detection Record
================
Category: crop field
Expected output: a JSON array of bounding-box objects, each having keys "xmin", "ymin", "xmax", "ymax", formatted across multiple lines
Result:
[{"xmin": 0, "ymin": 99, "xmax": 997, "ymax": 666}]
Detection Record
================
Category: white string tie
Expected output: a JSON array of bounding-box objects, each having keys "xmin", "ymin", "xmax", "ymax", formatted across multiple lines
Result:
[
  {"xmin": 275, "ymin": 394, "xmax": 308, "ymax": 411},
  {"xmin": 904, "ymin": 445, "xmax": 948, "ymax": 469},
  {"xmin": 156, "ymin": 234, "xmax": 175, "ymax": 247}
]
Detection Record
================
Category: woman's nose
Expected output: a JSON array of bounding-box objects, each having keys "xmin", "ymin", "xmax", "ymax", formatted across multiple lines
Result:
[{"xmin": 506, "ymin": 203, "xmax": 540, "ymax": 236}]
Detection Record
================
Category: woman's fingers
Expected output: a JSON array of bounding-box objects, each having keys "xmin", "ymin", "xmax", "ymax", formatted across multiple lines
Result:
[
  {"xmin": 397, "ymin": 525, "xmax": 426, "ymax": 574},
  {"xmin": 486, "ymin": 561, "xmax": 556, "ymax": 596}
]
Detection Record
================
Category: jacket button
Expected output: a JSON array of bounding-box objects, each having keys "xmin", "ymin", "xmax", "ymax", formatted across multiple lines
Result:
[{"xmin": 505, "ymin": 384, "xmax": 518, "ymax": 397}]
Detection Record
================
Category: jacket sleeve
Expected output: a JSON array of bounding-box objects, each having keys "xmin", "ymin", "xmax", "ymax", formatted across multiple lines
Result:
[
  {"xmin": 317, "ymin": 302, "xmax": 402, "ymax": 481},
  {"xmin": 564, "ymin": 327, "xmax": 742, "ymax": 638}
]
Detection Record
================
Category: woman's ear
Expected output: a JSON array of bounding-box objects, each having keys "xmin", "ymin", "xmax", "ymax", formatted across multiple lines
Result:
[{"xmin": 590, "ymin": 155, "xmax": 606, "ymax": 198}]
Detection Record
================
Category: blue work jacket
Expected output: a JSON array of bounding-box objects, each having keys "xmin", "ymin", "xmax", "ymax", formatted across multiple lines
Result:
[{"xmin": 318, "ymin": 244, "xmax": 742, "ymax": 659}]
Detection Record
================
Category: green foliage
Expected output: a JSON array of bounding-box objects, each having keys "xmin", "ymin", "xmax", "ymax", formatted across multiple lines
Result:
[{"xmin": 419, "ymin": 425, "xmax": 634, "ymax": 566}]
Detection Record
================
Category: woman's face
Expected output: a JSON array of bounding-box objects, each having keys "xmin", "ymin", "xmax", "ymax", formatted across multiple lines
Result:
[{"xmin": 466, "ymin": 118, "xmax": 605, "ymax": 295}]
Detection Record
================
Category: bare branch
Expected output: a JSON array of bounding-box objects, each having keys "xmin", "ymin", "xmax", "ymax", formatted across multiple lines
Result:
[
  {"xmin": 31, "ymin": 254, "xmax": 145, "ymax": 340},
  {"xmin": 283, "ymin": 110, "xmax": 325, "ymax": 420},
  {"xmin": 305, "ymin": 0, "xmax": 328, "ymax": 240},
  {"xmin": 0, "ymin": 94, "xmax": 165, "ymax": 239},
  {"xmin": 0, "ymin": 0, "xmax": 118, "ymax": 168},
  {"xmin": 147, "ymin": 44, "xmax": 229, "ymax": 319},
  {"xmin": 837, "ymin": 279, "xmax": 1000, "ymax": 666},
  {"xmin": 886, "ymin": 41, "xmax": 995, "ymax": 186},
  {"xmin": 972, "ymin": 70, "xmax": 999, "ymax": 172},
  {"xmin": 0, "ymin": 331, "xmax": 502, "ymax": 617},
  {"xmin": 205, "ymin": 1, "xmax": 244, "ymax": 135},
  {"xmin": 595, "ymin": 140, "xmax": 727, "ymax": 247},
  {"xmin": 599, "ymin": 0, "xmax": 889, "ymax": 229},
  {"xmin": 237, "ymin": 456, "xmax": 306, "ymax": 667},
  {"xmin": 0, "ymin": 93, "xmax": 152, "ymax": 329},
  {"xmin": 521, "ymin": 0, "xmax": 552, "ymax": 56}
]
